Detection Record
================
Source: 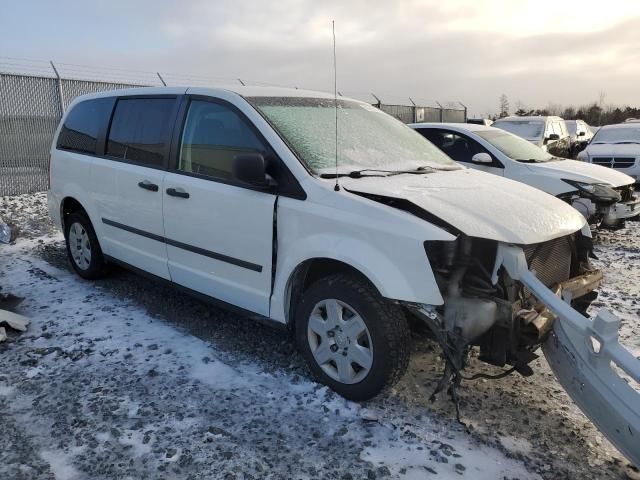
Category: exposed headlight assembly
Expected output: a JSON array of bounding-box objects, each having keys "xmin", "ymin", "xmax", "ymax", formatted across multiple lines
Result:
[{"xmin": 562, "ymin": 179, "xmax": 621, "ymax": 203}]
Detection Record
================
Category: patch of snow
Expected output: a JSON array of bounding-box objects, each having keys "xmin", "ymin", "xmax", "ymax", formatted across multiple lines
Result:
[
  {"xmin": 40, "ymin": 450, "xmax": 81, "ymax": 480},
  {"xmin": 0, "ymin": 383, "xmax": 15, "ymax": 396}
]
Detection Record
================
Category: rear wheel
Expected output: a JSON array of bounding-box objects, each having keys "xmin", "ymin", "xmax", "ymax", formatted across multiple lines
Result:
[
  {"xmin": 295, "ymin": 274, "xmax": 410, "ymax": 401},
  {"xmin": 64, "ymin": 211, "xmax": 108, "ymax": 279}
]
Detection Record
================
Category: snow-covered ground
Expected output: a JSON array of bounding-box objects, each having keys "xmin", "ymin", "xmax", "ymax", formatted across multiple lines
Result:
[{"xmin": 1, "ymin": 192, "xmax": 638, "ymax": 479}]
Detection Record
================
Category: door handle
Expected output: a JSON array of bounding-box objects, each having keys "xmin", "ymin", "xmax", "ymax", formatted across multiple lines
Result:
[
  {"xmin": 166, "ymin": 187, "xmax": 190, "ymax": 199},
  {"xmin": 138, "ymin": 180, "xmax": 159, "ymax": 192}
]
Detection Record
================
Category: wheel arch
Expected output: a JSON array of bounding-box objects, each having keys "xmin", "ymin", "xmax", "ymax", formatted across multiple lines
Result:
[
  {"xmin": 60, "ymin": 196, "xmax": 89, "ymax": 231},
  {"xmin": 282, "ymin": 257, "xmax": 386, "ymax": 329}
]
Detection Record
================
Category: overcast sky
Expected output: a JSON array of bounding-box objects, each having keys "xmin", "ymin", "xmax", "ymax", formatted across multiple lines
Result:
[{"xmin": 2, "ymin": 0, "xmax": 640, "ymax": 116}]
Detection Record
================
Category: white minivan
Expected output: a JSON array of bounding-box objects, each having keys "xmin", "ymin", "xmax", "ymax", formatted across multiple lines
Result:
[
  {"xmin": 410, "ymin": 123, "xmax": 639, "ymax": 228},
  {"xmin": 48, "ymin": 87, "xmax": 639, "ymax": 464}
]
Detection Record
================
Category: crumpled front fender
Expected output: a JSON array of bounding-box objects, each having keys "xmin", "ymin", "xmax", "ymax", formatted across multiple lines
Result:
[{"xmin": 494, "ymin": 244, "xmax": 640, "ymax": 467}]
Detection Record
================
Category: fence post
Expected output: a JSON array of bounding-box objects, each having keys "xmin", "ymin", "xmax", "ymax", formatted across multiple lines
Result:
[
  {"xmin": 157, "ymin": 72, "xmax": 167, "ymax": 86},
  {"xmin": 50, "ymin": 61, "xmax": 65, "ymax": 114},
  {"xmin": 436, "ymin": 102, "xmax": 444, "ymax": 122},
  {"xmin": 409, "ymin": 97, "xmax": 417, "ymax": 123},
  {"xmin": 459, "ymin": 101, "xmax": 468, "ymax": 122},
  {"xmin": 371, "ymin": 93, "xmax": 381, "ymax": 109}
]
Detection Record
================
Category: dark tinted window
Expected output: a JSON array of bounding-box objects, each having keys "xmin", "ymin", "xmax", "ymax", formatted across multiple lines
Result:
[
  {"xmin": 57, "ymin": 98, "xmax": 113, "ymax": 153},
  {"xmin": 106, "ymin": 98, "xmax": 175, "ymax": 167},
  {"xmin": 178, "ymin": 100, "xmax": 266, "ymax": 180},
  {"xmin": 415, "ymin": 129, "xmax": 484, "ymax": 163}
]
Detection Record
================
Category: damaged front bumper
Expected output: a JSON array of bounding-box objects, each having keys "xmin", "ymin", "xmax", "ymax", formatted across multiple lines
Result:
[
  {"xmin": 494, "ymin": 244, "xmax": 640, "ymax": 467},
  {"xmin": 606, "ymin": 196, "xmax": 640, "ymax": 222}
]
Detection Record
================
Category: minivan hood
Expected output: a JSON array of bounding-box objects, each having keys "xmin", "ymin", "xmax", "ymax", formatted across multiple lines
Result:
[
  {"xmin": 528, "ymin": 159, "xmax": 634, "ymax": 188},
  {"xmin": 584, "ymin": 142, "xmax": 640, "ymax": 158},
  {"xmin": 342, "ymin": 169, "xmax": 586, "ymax": 244}
]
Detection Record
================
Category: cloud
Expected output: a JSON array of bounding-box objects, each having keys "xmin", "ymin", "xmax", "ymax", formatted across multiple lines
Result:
[{"xmin": 2, "ymin": 0, "xmax": 640, "ymax": 115}]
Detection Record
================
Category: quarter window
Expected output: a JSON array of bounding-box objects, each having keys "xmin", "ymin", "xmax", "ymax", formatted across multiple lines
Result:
[
  {"xmin": 57, "ymin": 98, "xmax": 113, "ymax": 154},
  {"xmin": 178, "ymin": 100, "xmax": 266, "ymax": 180},
  {"xmin": 106, "ymin": 98, "xmax": 175, "ymax": 167}
]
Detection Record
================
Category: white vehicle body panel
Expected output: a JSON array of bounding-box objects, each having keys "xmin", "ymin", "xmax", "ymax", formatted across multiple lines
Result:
[
  {"xmin": 162, "ymin": 172, "xmax": 276, "ymax": 316},
  {"xmin": 340, "ymin": 169, "xmax": 586, "ymax": 244},
  {"xmin": 92, "ymin": 161, "xmax": 170, "ymax": 279}
]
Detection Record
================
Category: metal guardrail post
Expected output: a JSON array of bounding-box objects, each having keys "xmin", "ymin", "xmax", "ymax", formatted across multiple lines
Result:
[{"xmin": 50, "ymin": 61, "xmax": 65, "ymax": 114}]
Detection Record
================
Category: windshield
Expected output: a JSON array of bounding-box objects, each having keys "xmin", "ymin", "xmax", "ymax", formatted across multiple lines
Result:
[
  {"xmin": 591, "ymin": 127, "xmax": 640, "ymax": 144},
  {"xmin": 476, "ymin": 130, "xmax": 553, "ymax": 162},
  {"xmin": 247, "ymin": 97, "xmax": 459, "ymax": 174},
  {"xmin": 565, "ymin": 121, "xmax": 577, "ymax": 135},
  {"xmin": 493, "ymin": 120, "xmax": 544, "ymax": 140}
]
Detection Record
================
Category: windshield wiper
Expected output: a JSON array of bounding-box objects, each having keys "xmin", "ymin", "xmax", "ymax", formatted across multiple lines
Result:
[
  {"xmin": 613, "ymin": 141, "xmax": 640, "ymax": 144},
  {"xmin": 319, "ymin": 166, "xmax": 435, "ymax": 179}
]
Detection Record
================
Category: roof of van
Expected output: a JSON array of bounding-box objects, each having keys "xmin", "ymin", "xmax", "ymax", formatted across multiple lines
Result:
[
  {"xmin": 493, "ymin": 116, "xmax": 564, "ymax": 122},
  {"xmin": 72, "ymin": 85, "xmax": 340, "ymax": 103}
]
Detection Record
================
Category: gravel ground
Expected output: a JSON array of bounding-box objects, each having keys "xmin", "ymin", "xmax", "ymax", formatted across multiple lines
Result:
[{"xmin": 1, "ymin": 192, "xmax": 639, "ymax": 479}]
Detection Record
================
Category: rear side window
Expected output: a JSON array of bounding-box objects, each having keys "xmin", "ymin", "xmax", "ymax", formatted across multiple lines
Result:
[
  {"xmin": 178, "ymin": 100, "xmax": 266, "ymax": 180},
  {"xmin": 106, "ymin": 98, "xmax": 175, "ymax": 167},
  {"xmin": 57, "ymin": 98, "xmax": 113, "ymax": 154}
]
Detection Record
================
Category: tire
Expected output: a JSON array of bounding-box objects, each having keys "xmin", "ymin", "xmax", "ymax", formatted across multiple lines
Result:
[
  {"xmin": 64, "ymin": 211, "xmax": 108, "ymax": 280},
  {"xmin": 295, "ymin": 274, "xmax": 411, "ymax": 401}
]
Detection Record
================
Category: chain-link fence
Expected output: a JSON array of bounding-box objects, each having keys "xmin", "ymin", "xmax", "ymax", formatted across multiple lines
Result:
[
  {"xmin": 0, "ymin": 60, "xmax": 467, "ymax": 196},
  {"xmin": 0, "ymin": 71, "xmax": 143, "ymax": 196},
  {"xmin": 376, "ymin": 103, "xmax": 467, "ymax": 124}
]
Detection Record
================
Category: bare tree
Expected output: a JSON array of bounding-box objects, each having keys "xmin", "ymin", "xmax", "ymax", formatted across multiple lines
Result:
[{"xmin": 499, "ymin": 94, "xmax": 510, "ymax": 118}]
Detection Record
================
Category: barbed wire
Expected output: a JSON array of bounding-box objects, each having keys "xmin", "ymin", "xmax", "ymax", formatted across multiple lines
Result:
[{"xmin": 0, "ymin": 55, "xmax": 460, "ymax": 109}]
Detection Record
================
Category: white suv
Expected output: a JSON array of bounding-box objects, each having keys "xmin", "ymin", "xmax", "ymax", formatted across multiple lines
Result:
[{"xmin": 48, "ymin": 87, "xmax": 640, "ymax": 462}]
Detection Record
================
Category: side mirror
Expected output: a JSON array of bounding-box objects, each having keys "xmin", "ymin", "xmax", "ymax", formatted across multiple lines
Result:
[
  {"xmin": 547, "ymin": 133, "xmax": 560, "ymax": 141},
  {"xmin": 471, "ymin": 152, "xmax": 492, "ymax": 164},
  {"xmin": 232, "ymin": 153, "xmax": 268, "ymax": 187},
  {"xmin": 578, "ymin": 131, "xmax": 586, "ymax": 137}
]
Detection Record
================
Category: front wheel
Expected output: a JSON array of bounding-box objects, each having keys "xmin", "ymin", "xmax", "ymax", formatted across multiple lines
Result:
[{"xmin": 295, "ymin": 274, "xmax": 411, "ymax": 401}]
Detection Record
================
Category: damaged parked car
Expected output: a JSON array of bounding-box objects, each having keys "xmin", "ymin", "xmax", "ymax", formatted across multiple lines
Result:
[
  {"xmin": 48, "ymin": 87, "xmax": 640, "ymax": 465},
  {"xmin": 411, "ymin": 123, "xmax": 639, "ymax": 228}
]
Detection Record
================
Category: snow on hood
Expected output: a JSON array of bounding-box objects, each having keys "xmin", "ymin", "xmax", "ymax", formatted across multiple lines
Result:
[
  {"xmin": 584, "ymin": 142, "xmax": 640, "ymax": 158},
  {"xmin": 343, "ymin": 169, "xmax": 586, "ymax": 244},
  {"xmin": 528, "ymin": 159, "xmax": 634, "ymax": 188}
]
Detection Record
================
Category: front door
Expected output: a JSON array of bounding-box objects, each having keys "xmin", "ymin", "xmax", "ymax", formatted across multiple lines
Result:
[{"xmin": 162, "ymin": 97, "xmax": 276, "ymax": 316}]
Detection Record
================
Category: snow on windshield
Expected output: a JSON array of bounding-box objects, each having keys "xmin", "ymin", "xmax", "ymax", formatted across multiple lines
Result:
[
  {"xmin": 476, "ymin": 130, "xmax": 552, "ymax": 162},
  {"xmin": 493, "ymin": 120, "xmax": 544, "ymax": 140},
  {"xmin": 592, "ymin": 126, "xmax": 640, "ymax": 144},
  {"xmin": 247, "ymin": 97, "xmax": 458, "ymax": 173}
]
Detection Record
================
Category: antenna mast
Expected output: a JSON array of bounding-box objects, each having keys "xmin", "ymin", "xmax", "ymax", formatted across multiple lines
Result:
[{"xmin": 332, "ymin": 20, "xmax": 340, "ymax": 191}]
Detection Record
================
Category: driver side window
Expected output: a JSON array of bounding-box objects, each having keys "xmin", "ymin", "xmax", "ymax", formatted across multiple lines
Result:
[
  {"xmin": 432, "ymin": 130, "xmax": 488, "ymax": 163},
  {"xmin": 179, "ymin": 100, "xmax": 266, "ymax": 181}
]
